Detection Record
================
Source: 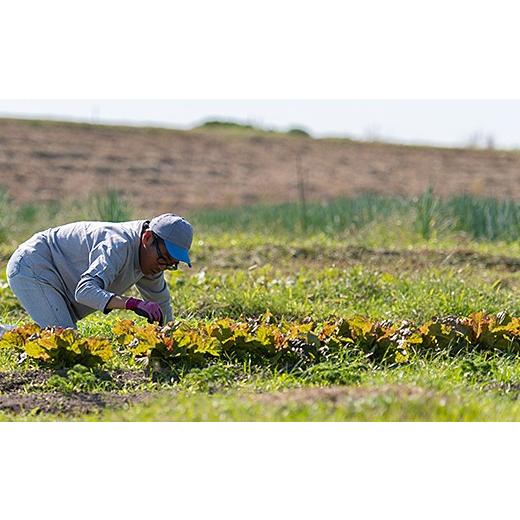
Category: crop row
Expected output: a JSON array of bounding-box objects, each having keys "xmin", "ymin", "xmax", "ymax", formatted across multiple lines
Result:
[{"xmin": 1, "ymin": 311, "xmax": 519, "ymax": 369}]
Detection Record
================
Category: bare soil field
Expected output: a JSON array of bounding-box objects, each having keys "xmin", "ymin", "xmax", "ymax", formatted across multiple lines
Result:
[{"xmin": 1, "ymin": 118, "xmax": 519, "ymax": 215}]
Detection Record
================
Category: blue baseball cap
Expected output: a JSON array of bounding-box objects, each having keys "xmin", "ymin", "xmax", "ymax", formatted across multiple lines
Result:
[{"xmin": 149, "ymin": 213, "xmax": 193, "ymax": 267}]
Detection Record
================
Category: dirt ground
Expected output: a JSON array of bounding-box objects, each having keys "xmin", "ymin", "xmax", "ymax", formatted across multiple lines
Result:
[
  {"xmin": 0, "ymin": 369, "xmax": 432, "ymax": 417},
  {"xmin": 202, "ymin": 244, "xmax": 520, "ymax": 273},
  {"xmin": 0, "ymin": 391, "xmax": 150, "ymax": 416},
  {"xmin": 250, "ymin": 384, "xmax": 433, "ymax": 406},
  {"xmin": 1, "ymin": 118, "xmax": 519, "ymax": 216},
  {"xmin": 0, "ymin": 369, "xmax": 152, "ymax": 416}
]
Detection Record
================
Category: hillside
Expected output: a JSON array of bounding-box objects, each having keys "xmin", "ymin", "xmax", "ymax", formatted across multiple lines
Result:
[{"xmin": 0, "ymin": 118, "xmax": 519, "ymax": 215}]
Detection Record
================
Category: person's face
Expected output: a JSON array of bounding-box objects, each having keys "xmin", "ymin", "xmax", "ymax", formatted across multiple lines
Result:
[{"xmin": 140, "ymin": 230, "xmax": 179, "ymax": 276}]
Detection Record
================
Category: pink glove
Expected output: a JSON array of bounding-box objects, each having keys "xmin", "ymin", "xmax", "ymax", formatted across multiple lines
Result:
[{"xmin": 125, "ymin": 297, "xmax": 164, "ymax": 325}]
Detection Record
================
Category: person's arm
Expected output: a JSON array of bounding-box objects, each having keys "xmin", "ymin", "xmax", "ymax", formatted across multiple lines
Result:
[
  {"xmin": 74, "ymin": 242, "xmax": 124, "ymax": 312},
  {"xmin": 104, "ymin": 295, "xmax": 129, "ymax": 310},
  {"xmin": 75, "ymin": 239, "xmax": 166, "ymax": 324}
]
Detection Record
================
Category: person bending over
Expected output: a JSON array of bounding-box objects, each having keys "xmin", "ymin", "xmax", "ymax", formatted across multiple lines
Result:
[{"xmin": 6, "ymin": 213, "xmax": 193, "ymax": 328}]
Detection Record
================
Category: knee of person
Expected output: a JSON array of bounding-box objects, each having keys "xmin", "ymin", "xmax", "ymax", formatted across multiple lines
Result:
[
  {"xmin": 6, "ymin": 256, "xmax": 21, "ymax": 281},
  {"xmin": 6, "ymin": 248, "xmax": 29, "ymax": 283}
]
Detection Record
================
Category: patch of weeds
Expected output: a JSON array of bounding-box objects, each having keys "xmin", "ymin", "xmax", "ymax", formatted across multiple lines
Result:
[
  {"xmin": 459, "ymin": 357, "xmax": 496, "ymax": 384},
  {"xmin": 300, "ymin": 362, "xmax": 364, "ymax": 386},
  {"xmin": 249, "ymin": 371, "xmax": 302, "ymax": 392},
  {"xmin": 46, "ymin": 365, "xmax": 114, "ymax": 393},
  {"xmin": 180, "ymin": 364, "xmax": 245, "ymax": 393}
]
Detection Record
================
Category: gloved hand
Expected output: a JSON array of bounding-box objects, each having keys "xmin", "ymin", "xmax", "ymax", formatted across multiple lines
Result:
[{"xmin": 125, "ymin": 297, "xmax": 164, "ymax": 325}]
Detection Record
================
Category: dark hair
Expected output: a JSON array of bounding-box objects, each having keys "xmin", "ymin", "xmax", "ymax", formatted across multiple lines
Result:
[
  {"xmin": 140, "ymin": 220, "xmax": 151, "ymax": 240},
  {"xmin": 141, "ymin": 221, "xmax": 166, "ymax": 250}
]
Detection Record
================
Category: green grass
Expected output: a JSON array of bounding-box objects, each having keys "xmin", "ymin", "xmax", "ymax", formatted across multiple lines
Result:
[
  {"xmin": 192, "ymin": 194, "xmax": 409, "ymax": 235},
  {"xmin": 158, "ymin": 265, "xmax": 519, "ymax": 321},
  {"xmin": 97, "ymin": 389, "xmax": 520, "ymax": 421},
  {"xmin": 2, "ymin": 351, "xmax": 520, "ymax": 421},
  {"xmin": 1, "ymin": 193, "xmax": 520, "ymax": 420},
  {"xmin": 3, "ymin": 262, "xmax": 518, "ymax": 324},
  {"xmin": 3, "ymin": 190, "xmax": 520, "ymax": 247},
  {"xmin": 192, "ymin": 193, "xmax": 520, "ymax": 242}
]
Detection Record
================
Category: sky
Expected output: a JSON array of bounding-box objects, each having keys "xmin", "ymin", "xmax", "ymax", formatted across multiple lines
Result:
[{"xmin": 1, "ymin": 100, "xmax": 520, "ymax": 149}]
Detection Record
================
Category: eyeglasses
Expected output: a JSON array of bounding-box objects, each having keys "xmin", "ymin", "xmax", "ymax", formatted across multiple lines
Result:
[{"xmin": 152, "ymin": 234, "xmax": 179, "ymax": 270}]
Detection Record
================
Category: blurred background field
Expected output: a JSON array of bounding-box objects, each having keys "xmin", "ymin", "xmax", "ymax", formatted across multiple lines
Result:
[{"xmin": 2, "ymin": 117, "xmax": 520, "ymax": 214}]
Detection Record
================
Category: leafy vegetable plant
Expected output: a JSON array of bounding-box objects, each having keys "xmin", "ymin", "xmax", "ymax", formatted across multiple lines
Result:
[
  {"xmin": 0, "ymin": 324, "xmax": 113, "ymax": 368},
  {"xmin": 112, "ymin": 311, "xmax": 520, "ymax": 369},
  {"xmin": 2, "ymin": 311, "xmax": 520, "ymax": 371}
]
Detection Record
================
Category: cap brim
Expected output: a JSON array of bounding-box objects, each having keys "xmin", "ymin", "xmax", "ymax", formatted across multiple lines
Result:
[{"xmin": 164, "ymin": 240, "xmax": 192, "ymax": 268}]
